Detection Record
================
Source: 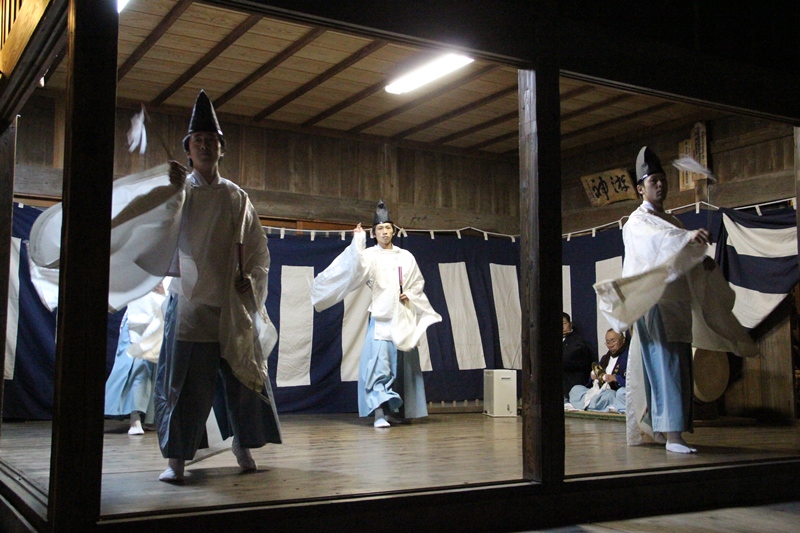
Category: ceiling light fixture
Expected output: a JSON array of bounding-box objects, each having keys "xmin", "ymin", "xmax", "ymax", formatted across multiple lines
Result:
[
  {"xmin": 118, "ymin": 0, "xmax": 130, "ymax": 13},
  {"xmin": 385, "ymin": 53, "xmax": 474, "ymax": 95}
]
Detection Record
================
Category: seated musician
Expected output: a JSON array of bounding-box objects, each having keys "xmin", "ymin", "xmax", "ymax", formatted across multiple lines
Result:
[{"xmin": 567, "ymin": 329, "xmax": 628, "ymax": 412}]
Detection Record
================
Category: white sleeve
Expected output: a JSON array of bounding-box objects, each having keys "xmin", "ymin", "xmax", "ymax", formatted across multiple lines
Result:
[{"xmin": 310, "ymin": 232, "xmax": 368, "ymax": 312}]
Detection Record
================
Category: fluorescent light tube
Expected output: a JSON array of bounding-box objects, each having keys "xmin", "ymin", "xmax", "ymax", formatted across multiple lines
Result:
[{"xmin": 385, "ymin": 54, "xmax": 474, "ymax": 94}]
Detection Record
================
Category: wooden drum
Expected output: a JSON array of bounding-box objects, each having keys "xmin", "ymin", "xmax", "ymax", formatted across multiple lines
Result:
[{"xmin": 692, "ymin": 348, "xmax": 730, "ymax": 403}]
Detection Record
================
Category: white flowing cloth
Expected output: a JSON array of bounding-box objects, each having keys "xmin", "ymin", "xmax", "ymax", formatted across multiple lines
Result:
[
  {"xmin": 594, "ymin": 204, "xmax": 757, "ymax": 443},
  {"xmin": 126, "ymin": 289, "xmax": 167, "ymax": 363},
  {"xmin": 27, "ymin": 164, "xmax": 278, "ymax": 393},
  {"xmin": 310, "ymin": 231, "xmax": 441, "ymax": 351}
]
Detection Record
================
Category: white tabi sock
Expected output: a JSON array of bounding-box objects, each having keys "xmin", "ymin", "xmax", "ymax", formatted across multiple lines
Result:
[
  {"xmin": 373, "ymin": 407, "xmax": 390, "ymax": 428},
  {"xmin": 665, "ymin": 432, "xmax": 697, "ymax": 454},
  {"xmin": 159, "ymin": 458, "xmax": 185, "ymax": 482},
  {"xmin": 128, "ymin": 412, "xmax": 144, "ymax": 435}
]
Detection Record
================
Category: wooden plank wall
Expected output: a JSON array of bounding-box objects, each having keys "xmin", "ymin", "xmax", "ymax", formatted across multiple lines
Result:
[
  {"xmin": 725, "ymin": 317, "xmax": 795, "ymax": 419},
  {"xmin": 561, "ymin": 116, "xmax": 795, "ymax": 234},
  {"xmin": 13, "ymin": 93, "xmax": 520, "ymax": 234}
]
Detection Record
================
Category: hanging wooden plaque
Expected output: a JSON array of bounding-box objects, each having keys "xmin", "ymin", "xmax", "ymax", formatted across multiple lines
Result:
[
  {"xmin": 679, "ymin": 122, "xmax": 708, "ymax": 191},
  {"xmin": 580, "ymin": 168, "xmax": 638, "ymax": 207}
]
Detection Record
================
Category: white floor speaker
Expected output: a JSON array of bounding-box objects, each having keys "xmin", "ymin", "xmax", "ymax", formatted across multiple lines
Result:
[{"xmin": 483, "ymin": 369, "xmax": 517, "ymax": 417}]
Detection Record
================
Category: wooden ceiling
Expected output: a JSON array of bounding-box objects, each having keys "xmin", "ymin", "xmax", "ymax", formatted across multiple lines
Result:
[{"xmin": 44, "ymin": 0, "xmax": 720, "ymax": 158}]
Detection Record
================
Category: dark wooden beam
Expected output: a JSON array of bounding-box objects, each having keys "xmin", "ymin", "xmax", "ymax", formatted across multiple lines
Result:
[
  {"xmin": 435, "ymin": 110, "xmax": 517, "ymax": 145},
  {"xmin": 348, "ymin": 64, "xmax": 499, "ymax": 133},
  {"xmin": 302, "ymin": 50, "xmax": 438, "ymax": 128},
  {"xmin": 468, "ymin": 129, "xmax": 517, "ymax": 150},
  {"xmin": 43, "ymin": 39, "xmax": 68, "ymax": 87},
  {"xmin": 117, "ymin": 0, "xmax": 194, "ymax": 81},
  {"xmin": 561, "ymin": 93, "xmax": 633, "ymax": 122},
  {"xmin": 562, "ymin": 101, "xmax": 674, "ymax": 141},
  {"xmin": 392, "ymin": 85, "xmax": 516, "ymax": 140},
  {"xmin": 0, "ymin": 116, "xmax": 16, "ymax": 436},
  {"xmin": 559, "ymin": 85, "xmax": 594, "ymax": 101},
  {"xmin": 117, "ymin": 0, "xmax": 194, "ymax": 82},
  {"xmin": 254, "ymin": 39, "xmax": 388, "ymax": 122},
  {"xmin": 302, "ymin": 78, "xmax": 385, "ymax": 127},
  {"xmin": 215, "ymin": 26, "xmax": 326, "ymax": 110},
  {"xmin": 47, "ymin": 1, "xmax": 118, "ymax": 529},
  {"xmin": 151, "ymin": 14, "xmax": 262, "ymax": 107},
  {"xmin": 560, "ymin": 107, "xmax": 714, "ymax": 161},
  {"xmin": 60, "ymin": 461, "xmax": 800, "ymax": 532}
]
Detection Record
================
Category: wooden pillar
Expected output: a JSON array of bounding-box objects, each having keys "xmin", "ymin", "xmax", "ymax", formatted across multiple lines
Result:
[
  {"xmin": 47, "ymin": 1, "xmax": 118, "ymax": 530},
  {"xmin": 0, "ymin": 116, "xmax": 17, "ymax": 435},
  {"xmin": 53, "ymin": 94, "xmax": 66, "ymax": 169},
  {"xmin": 796, "ymin": 127, "xmax": 800, "ymax": 273},
  {"xmin": 518, "ymin": 0, "xmax": 563, "ymax": 485},
  {"xmin": 518, "ymin": 61, "xmax": 563, "ymax": 483}
]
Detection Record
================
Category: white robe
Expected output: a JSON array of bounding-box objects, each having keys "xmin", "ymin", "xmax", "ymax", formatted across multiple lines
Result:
[
  {"xmin": 594, "ymin": 203, "xmax": 757, "ymax": 442},
  {"xmin": 311, "ymin": 231, "xmax": 441, "ymax": 350},
  {"xmin": 125, "ymin": 290, "xmax": 167, "ymax": 363},
  {"xmin": 27, "ymin": 164, "xmax": 277, "ymax": 393}
]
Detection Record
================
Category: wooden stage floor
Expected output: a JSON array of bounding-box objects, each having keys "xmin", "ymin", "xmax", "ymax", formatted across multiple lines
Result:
[{"xmin": 0, "ymin": 413, "xmax": 799, "ymax": 519}]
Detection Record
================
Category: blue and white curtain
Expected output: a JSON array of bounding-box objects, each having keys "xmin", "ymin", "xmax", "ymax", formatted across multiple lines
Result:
[
  {"xmin": 563, "ymin": 207, "xmax": 798, "ymax": 358},
  {"xmin": 8, "ymin": 203, "xmax": 795, "ymax": 419},
  {"xmin": 5, "ymin": 205, "xmax": 520, "ymax": 418},
  {"xmin": 714, "ymin": 207, "xmax": 798, "ymax": 328},
  {"xmin": 264, "ymin": 231, "xmax": 521, "ymax": 413}
]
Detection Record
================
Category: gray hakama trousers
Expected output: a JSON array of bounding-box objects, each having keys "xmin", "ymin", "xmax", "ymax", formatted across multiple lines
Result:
[{"xmin": 154, "ymin": 294, "xmax": 281, "ymax": 460}]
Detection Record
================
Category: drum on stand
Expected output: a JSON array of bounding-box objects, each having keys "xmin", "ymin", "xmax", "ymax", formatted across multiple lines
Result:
[{"xmin": 692, "ymin": 348, "xmax": 730, "ymax": 403}]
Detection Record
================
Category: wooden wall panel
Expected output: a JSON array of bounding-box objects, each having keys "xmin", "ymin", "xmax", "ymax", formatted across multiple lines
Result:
[
  {"xmin": 263, "ymin": 130, "xmax": 291, "ymax": 191},
  {"xmin": 395, "ymin": 147, "xmax": 415, "ymax": 206},
  {"xmin": 15, "ymin": 94, "xmax": 53, "ymax": 167},
  {"xmin": 339, "ymin": 139, "xmax": 358, "ymax": 199},
  {"xmin": 220, "ymin": 122, "xmax": 241, "ymax": 184},
  {"xmin": 477, "ymin": 159, "xmax": 493, "ymax": 212},
  {"xmin": 725, "ymin": 318, "xmax": 795, "ymax": 419},
  {"xmin": 311, "ymin": 136, "xmax": 341, "ymax": 198},
  {"xmin": 239, "ymin": 125, "xmax": 266, "ymax": 189},
  {"xmin": 288, "ymin": 132, "xmax": 311, "ymax": 194},
  {"xmin": 492, "ymin": 160, "xmax": 517, "ymax": 217},
  {"xmin": 438, "ymin": 153, "xmax": 458, "ymax": 209},
  {"xmin": 14, "ymin": 95, "xmax": 520, "ymax": 233},
  {"xmin": 561, "ymin": 116, "xmax": 795, "ymax": 234},
  {"xmin": 454, "ymin": 155, "xmax": 477, "ymax": 212},
  {"xmin": 356, "ymin": 142, "xmax": 384, "ymax": 203},
  {"xmin": 414, "ymin": 151, "xmax": 438, "ymax": 208}
]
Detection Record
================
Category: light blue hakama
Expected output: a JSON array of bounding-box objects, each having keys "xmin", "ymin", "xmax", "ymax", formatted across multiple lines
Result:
[
  {"xmin": 568, "ymin": 384, "xmax": 627, "ymax": 413},
  {"xmin": 634, "ymin": 305, "xmax": 693, "ymax": 433},
  {"xmin": 104, "ymin": 316, "xmax": 156, "ymax": 424},
  {"xmin": 154, "ymin": 294, "xmax": 281, "ymax": 460},
  {"xmin": 358, "ymin": 317, "xmax": 428, "ymax": 419}
]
